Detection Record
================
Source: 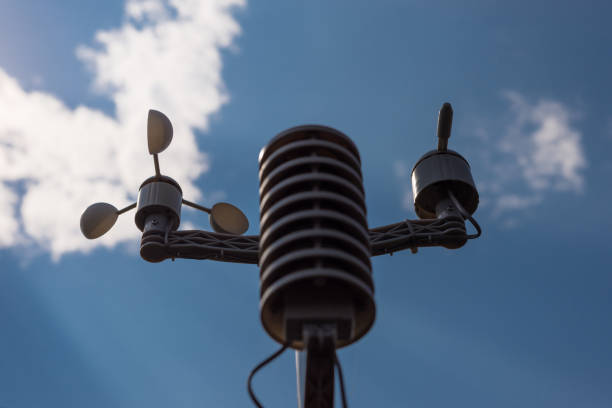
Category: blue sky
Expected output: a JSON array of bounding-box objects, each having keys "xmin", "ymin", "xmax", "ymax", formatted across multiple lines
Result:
[{"xmin": 1, "ymin": 0, "xmax": 611, "ymax": 407}]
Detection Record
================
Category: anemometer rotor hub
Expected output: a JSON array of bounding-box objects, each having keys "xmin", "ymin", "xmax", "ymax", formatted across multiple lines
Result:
[
  {"xmin": 135, "ymin": 175, "xmax": 183, "ymax": 232},
  {"xmin": 138, "ymin": 175, "xmax": 182, "ymax": 192}
]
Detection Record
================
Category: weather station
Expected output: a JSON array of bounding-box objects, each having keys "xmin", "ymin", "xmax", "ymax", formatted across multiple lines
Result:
[{"xmin": 80, "ymin": 103, "xmax": 481, "ymax": 408}]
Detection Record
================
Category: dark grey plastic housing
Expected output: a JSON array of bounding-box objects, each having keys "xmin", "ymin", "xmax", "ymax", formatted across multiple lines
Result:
[
  {"xmin": 258, "ymin": 125, "xmax": 375, "ymax": 350},
  {"xmin": 411, "ymin": 102, "xmax": 479, "ymax": 219},
  {"xmin": 135, "ymin": 176, "xmax": 183, "ymax": 231},
  {"xmin": 411, "ymin": 149, "xmax": 479, "ymax": 219}
]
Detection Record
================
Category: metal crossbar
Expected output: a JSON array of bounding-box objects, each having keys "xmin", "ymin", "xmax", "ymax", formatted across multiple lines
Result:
[{"xmin": 140, "ymin": 215, "xmax": 469, "ymax": 264}]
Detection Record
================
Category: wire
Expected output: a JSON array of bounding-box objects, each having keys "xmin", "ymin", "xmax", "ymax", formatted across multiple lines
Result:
[
  {"xmin": 448, "ymin": 190, "xmax": 482, "ymax": 239},
  {"xmin": 334, "ymin": 351, "xmax": 349, "ymax": 408},
  {"xmin": 247, "ymin": 344, "xmax": 288, "ymax": 408},
  {"xmin": 464, "ymin": 213, "xmax": 482, "ymax": 239}
]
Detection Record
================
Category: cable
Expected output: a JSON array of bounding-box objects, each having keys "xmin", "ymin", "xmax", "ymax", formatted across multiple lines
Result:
[
  {"xmin": 448, "ymin": 190, "xmax": 482, "ymax": 239},
  {"xmin": 334, "ymin": 351, "xmax": 349, "ymax": 408},
  {"xmin": 247, "ymin": 344, "xmax": 288, "ymax": 408},
  {"xmin": 464, "ymin": 213, "xmax": 482, "ymax": 239}
]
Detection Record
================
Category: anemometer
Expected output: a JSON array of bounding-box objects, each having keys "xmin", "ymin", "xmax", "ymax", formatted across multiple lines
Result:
[{"xmin": 81, "ymin": 103, "xmax": 481, "ymax": 408}]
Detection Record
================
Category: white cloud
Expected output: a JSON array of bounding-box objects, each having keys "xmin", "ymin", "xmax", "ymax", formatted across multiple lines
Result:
[
  {"xmin": 480, "ymin": 91, "xmax": 586, "ymax": 217},
  {"xmin": 0, "ymin": 182, "xmax": 20, "ymax": 247},
  {"xmin": 491, "ymin": 194, "xmax": 542, "ymax": 216},
  {"xmin": 501, "ymin": 91, "xmax": 586, "ymax": 192},
  {"xmin": 0, "ymin": 0, "xmax": 245, "ymax": 260}
]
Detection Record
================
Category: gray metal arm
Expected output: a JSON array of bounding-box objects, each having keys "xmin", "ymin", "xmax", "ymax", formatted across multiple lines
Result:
[{"xmin": 139, "ymin": 215, "xmax": 474, "ymax": 264}]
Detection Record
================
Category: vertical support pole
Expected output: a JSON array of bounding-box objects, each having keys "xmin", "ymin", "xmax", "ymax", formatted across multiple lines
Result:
[
  {"xmin": 300, "ymin": 325, "xmax": 336, "ymax": 408},
  {"xmin": 296, "ymin": 350, "xmax": 306, "ymax": 408}
]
